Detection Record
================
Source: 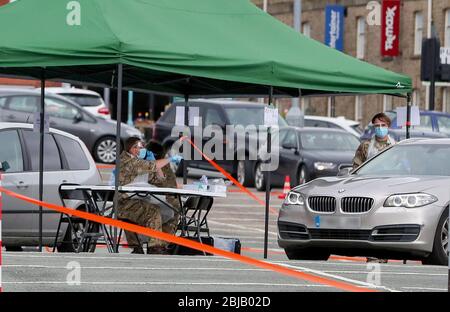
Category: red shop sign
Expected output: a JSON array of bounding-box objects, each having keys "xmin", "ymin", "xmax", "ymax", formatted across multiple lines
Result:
[{"xmin": 381, "ymin": 0, "xmax": 401, "ymax": 57}]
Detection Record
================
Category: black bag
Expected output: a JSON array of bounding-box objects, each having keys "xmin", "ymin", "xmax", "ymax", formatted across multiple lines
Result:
[{"xmin": 170, "ymin": 236, "xmax": 214, "ymax": 256}]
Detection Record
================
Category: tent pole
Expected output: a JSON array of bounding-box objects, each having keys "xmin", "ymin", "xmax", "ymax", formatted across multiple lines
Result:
[
  {"xmin": 113, "ymin": 64, "xmax": 123, "ymax": 253},
  {"xmin": 264, "ymin": 86, "xmax": 273, "ymax": 259},
  {"xmin": 38, "ymin": 69, "xmax": 46, "ymax": 253},
  {"xmin": 406, "ymin": 93, "xmax": 412, "ymax": 139},
  {"xmin": 183, "ymin": 94, "xmax": 189, "ymax": 185}
]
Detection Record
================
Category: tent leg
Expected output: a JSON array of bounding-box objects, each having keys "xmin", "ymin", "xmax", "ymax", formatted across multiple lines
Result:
[
  {"xmin": 406, "ymin": 93, "xmax": 412, "ymax": 139},
  {"xmin": 264, "ymin": 86, "xmax": 273, "ymax": 260},
  {"xmin": 183, "ymin": 94, "xmax": 189, "ymax": 185},
  {"xmin": 39, "ymin": 69, "xmax": 46, "ymax": 253},
  {"xmin": 113, "ymin": 64, "xmax": 123, "ymax": 253}
]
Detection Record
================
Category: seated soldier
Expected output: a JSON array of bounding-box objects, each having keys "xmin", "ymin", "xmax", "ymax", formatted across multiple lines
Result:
[{"xmin": 118, "ymin": 137, "xmax": 181, "ymax": 254}]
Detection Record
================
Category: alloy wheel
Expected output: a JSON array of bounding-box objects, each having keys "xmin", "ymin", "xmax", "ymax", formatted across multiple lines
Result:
[{"xmin": 97, "ymin": 139, "xmax": 117, "ymax": 163}]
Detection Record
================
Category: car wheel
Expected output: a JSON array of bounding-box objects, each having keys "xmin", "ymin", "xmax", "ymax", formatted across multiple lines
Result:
[
  {"xmin": 57, "ymin": 208, "xmax": 98, "ymax": 253},
  {"xmin": 284, "ymin": 248, "xmax": 330, "ymax": 261},
  {"xmin": 422, "ymin": 207, "xmax": 448, "ymax": 266},
  {"xmin": 94, "ymin": 136, "xmax": 117, "ymax": 164},
  {"xmin": 254, "ymin": 162, "xmax": 266, "ymax": 191},
  {"xmin": 235, "ymin": 160, "xmax": 253, "ymax": 187},
  {"xmin": 165, "ymin": 144, "xmax": 184, "ymax": 177},
  {"xmin": 297, "ymin": 165, "xmax": 309, "ymax": 186}
]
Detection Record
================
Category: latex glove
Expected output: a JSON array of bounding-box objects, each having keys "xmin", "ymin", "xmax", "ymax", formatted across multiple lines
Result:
[
  {"xmin": 145, "ymin": 150, "xmax": 156, "ymax": 161},
  {"xmin": 169, "ymin": 155, "xmax": 183, "ymax": 165}
]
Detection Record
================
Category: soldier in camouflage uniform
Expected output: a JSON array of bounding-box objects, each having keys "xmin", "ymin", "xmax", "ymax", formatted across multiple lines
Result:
[
  {"xmin": 118, "ymin": 138, "xmax": 181, "ymax": 254},
  {"xmin": 352, "ymin": 113, "xmax": 396, "ymax": 170},
  {"xmin": 352, "ymin": 113, "xmax": 395, "ymax": 264}
]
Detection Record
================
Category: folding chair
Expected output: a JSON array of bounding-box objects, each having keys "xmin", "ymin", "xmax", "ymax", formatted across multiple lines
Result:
[
  {"xmin": 179, "ymin": 196, "xmax": 214, "ymax": 237},
  {"xmin": 53, "ymin": 183, "xmax": 106, "ymax": 253}
]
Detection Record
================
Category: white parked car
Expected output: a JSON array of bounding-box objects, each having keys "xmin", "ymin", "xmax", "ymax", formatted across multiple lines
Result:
[
  {"xmin": 43, "ymin": 87, "xmax": 110, "ymax": 119},
  {"xmin": 0, "ymin": 122, "xmax": 102, "ymax": 251},
  {"xmin": 304, "ymin": 115, "xmax": 362, "ymax": 138}
]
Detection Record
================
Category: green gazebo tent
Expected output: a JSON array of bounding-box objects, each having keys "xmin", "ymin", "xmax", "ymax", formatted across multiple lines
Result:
[{"xmin": 0, "ymin": 0, "xmax": 412, "ymax": 254}]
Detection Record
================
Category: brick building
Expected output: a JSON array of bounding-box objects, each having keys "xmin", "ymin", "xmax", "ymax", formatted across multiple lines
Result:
[{"xmin": 254, "ymin": 0, "xmax": 450, "ymax": 127}]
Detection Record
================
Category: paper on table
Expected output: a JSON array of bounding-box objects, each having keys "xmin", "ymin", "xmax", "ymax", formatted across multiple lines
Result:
[
  {"xmin": 396, "ymin": 106, "xmax": 420, "ymax": 127},
  {"xmin": 264, "ymin": 107, "xmax": 278, "ymax": 126}
]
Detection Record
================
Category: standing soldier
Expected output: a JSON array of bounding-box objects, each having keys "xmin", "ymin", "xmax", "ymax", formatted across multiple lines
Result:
[
  {"xmin": 352, "ymin": 113, "xmax": 395, "ymax": 263},
  {"xmin": 352, "ymin": 112, "xmax": 396, "ymax": 170},
  {"xmin": 118, "ymin": 137, "xmax": 182, "ymax": 254}
]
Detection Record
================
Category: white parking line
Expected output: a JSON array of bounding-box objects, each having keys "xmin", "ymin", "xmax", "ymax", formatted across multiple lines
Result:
[
  {"xmin": 2, "ymin": 281, "xmax": 329, "ymax": 288},
  {"xmin": 276, "ymin": 262, "xmax": 400, "ymax": 292},
  {"xmin": 401, "ymin": 287, "xmax": 447, "ymax": 291},
  {"xmin": 4, "ymin": 265, "xmax": 266, "ymax": 271}
]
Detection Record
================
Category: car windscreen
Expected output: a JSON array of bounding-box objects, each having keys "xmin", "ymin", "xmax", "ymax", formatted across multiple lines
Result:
[
  {"xmin": 300, "ymin": 131, "xmax": 360, "ymax": 151},
  {"xmin": 61, "ymin": 94, "xmax": 104, "ymax": 107},
  {"xmin": 225, "ymin": 107, "xmax": 288, "ymax": 127},
  {"xmin": 351, "ymin": 124, "xmax": 363, "ymax": 135},
  {"xmin": 356, "ymin": 144, "xmax": 450, "ymax": 176}
]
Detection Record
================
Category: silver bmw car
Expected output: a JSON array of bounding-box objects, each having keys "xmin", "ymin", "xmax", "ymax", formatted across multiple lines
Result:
[{"xmin": 278, "ymin": 138, "xmax": 449, "ymax": 265}]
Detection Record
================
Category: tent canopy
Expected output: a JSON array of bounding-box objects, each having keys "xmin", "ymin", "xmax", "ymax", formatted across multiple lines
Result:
[{"xmin": 0, "ymin": 0, "xmax": 411, "ymax": 97}]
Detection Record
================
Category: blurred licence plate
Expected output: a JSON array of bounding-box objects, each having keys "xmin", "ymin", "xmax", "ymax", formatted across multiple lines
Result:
[{"xmin": 316, "ymin": 216, "xmax": 361, "ymax": 229}]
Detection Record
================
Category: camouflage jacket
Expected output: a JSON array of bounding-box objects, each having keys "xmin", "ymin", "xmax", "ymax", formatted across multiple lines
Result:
[
  {"xmin": 150, "ymin": 164, "xmax": 180, "ymax": 211},
  {"xmin": 352, "ymin": 137, "xmax": 394, "ymax": 169},
  {"xmin": 117, "ymin": 152, "xmax": 164, "ymax": 217}
]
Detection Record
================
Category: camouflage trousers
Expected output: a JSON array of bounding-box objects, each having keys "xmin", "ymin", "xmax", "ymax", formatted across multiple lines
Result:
[
  {"xmin": 118, "ymin": 197, "xmax": 181, "ymax": 248},
  {"xmin": 118, "ymin": 199, "xmax": 166, "ymax": 248}
]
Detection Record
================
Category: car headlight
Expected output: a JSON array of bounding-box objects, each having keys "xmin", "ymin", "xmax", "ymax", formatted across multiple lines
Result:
[
  {"xmin": 384, "ymin": 193, "xmax": 438, "ymax": 208},
  {"xmin": 285, "ymin": 191, "xmax": 306, "ymax": 206},
  {"xmin": 314, "ymin": 162, "xmax": 336, "ymax": 171}
]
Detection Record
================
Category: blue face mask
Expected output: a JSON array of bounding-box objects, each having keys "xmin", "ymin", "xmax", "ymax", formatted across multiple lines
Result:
[
  {"xmin": 374, "ymin": 127, "xmax": 388, "ymax": 138},
  {"xmin": 138, "ymin": 148, "xmax": 148, "ymax": 159}
]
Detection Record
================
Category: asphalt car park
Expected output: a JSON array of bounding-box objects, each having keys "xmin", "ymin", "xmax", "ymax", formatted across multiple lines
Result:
[{"xmin": 1, "ymin": 168, "xmax": 448, "ymax": 292}]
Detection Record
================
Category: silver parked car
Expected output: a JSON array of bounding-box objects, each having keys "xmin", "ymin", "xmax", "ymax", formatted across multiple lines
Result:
[
  {"xmin": 278, "ymin": 138, "xmax": 449, "ymax": 265},
  {"xmin": 0, "ymin": 122, "xmax": 102, "ymax": 251},
  {"xmin": 0, "ymin": 89, "xmax": 143, "ymax": 163}
]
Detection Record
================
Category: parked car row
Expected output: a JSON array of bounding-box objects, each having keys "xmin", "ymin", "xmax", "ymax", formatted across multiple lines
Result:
[{"xmin": 0, "ymin": 88, "xmax": 143, "ymax": 163}]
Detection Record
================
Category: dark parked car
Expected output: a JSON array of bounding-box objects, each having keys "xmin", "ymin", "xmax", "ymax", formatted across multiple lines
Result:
[
  {"xmin": 254, "ymin": 127, "xmax": 360, "ymax": 190},
  {"xmin": 0, "ymin": 89, "xmax": 143, "ymax": 163},
  {"xmin": 152, "ymin": 99, "xmax": 287, "ymax": 185},
  {"xmin": 361, "ymin": 110, "xmax": 450, "ymax": 141}
]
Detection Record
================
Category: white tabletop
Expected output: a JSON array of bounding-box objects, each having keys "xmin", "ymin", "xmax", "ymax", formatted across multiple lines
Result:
[{"xmin": 60, "ymin": 184, "xmax": 227, "ymax": 198}]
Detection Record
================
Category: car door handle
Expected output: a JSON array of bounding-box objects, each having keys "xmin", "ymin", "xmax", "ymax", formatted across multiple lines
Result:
[
  {"xmin": 15, "ymin": 181, "xmax": 29, "ymax": 189},
  {"xmin": 7, "ymin": 114, "xmax": 16, "ymax": 120},
  {"xmin": 61, "ymin": 180, "xmax": 68, "ymax": 183}
]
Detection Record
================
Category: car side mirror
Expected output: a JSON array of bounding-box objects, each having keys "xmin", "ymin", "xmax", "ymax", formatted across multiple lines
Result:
[
  {"xmin": 73, "ymin": 112, "xmax": 83, "ymax": 123},
  {"xmin": 0, "ymin": 161, "xmax": 10, "ymax": 172},
  {"xmin": 337, "ymin": 165, "xmax": 353, "ymax": 177}
]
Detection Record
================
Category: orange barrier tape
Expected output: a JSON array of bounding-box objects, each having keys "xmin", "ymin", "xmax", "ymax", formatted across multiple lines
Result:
[
  {"xmin": 180, "ymin": 137, "xmax": 278, "ymax": 215},
  {"xmin": 0, "ymin": 186, "xmax": 376, "ymax": 292},
  {"xmin": 96, "ymin": 164, "xmax": 115, "ymax": 170}
]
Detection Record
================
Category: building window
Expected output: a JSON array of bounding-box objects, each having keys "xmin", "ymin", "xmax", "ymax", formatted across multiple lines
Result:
[
  {"xmin": 383, "ymin": 95, "xmax": 393, "ymax": 112},
  {"xmin": 301, "ymin": 97, "xmax": 313, "ymax": 114},
  {"xmin": 413, "ymin": 90, "xmax": 421, "ymax": 106},
  {"xmin": 443, "ymin": 88, "xmax": 450, "ymax": 112},
  {"xmin": 445, "ymin": 9, "xmax": 450, "ymax": 47},
  {"xmin": 355, "ymin": 96, "xmax": 364, "ymax": 121},
  {"xmin": 414, "ymin": 12, "xmax": 424, "ymax": 55},
  {"xmin": 356, "ymin": 17, "xmax": 366, "ymax": 59},
  {"xmin": 302, "ymin": 22, "xmax": 311, "ymax": 38}
]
